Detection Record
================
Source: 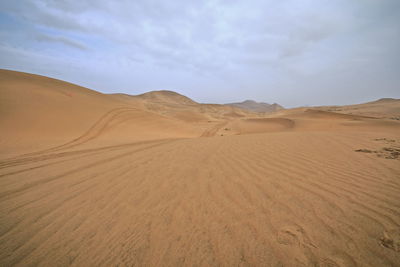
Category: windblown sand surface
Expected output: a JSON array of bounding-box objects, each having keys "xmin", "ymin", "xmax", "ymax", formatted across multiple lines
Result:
[{"xmin": 1, "ymin": 70, "xmax": 400, "ymax": 266}]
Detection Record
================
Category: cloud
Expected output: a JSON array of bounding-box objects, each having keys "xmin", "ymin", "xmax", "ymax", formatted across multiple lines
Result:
[
  {"xmin": 0, "ymin": 0, "xmax": 399, "ymax": 107},
  {"xmin": 34, "ymin": 33, "xmax": 88, "ymax": 50}
]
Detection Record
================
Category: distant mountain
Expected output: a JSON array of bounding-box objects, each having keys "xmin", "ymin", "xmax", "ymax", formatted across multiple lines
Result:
[{"xmin": 226, "ymin": 100, "xmax": 284, "ymax": 113}]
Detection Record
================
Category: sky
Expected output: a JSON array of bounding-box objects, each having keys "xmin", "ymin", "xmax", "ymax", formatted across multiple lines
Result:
[{"xmin": 0, "ymin": 0, "xmax": 399, "ymax": 107}]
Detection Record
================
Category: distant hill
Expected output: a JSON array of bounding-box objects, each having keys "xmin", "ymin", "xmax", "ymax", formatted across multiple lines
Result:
[
  {"xmin": 313, "ymin": 98, "xmax": 400, "ymax": 119},
  {"xmin": 226, "ymin": 100, "xmax": 284, "ymax": 113},
  {"xmin": 134, "ymin": 90, "xmax": 197, "ymax": 105},
  {"xmin": 366, "ymin": 98, "xmax": 399, "ymax": 104}
]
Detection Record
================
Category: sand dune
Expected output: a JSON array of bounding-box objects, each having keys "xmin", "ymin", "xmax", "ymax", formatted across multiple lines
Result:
[
  {"xmin": 315, "ymin": 98, "xmax": 400, "ymax": 120},
  {"xmin": 1, "ymin": 70, "xmax": 400, "ymax": 266},
  {"xmin": 0, "ymin": 70, "xmax": 201, "ymax": 156}
]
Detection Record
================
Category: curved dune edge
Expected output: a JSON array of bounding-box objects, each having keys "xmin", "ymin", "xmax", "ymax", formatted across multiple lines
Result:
[{"xmin": 1, "ymin": 70, "xmax": 400, "ymax": 266}]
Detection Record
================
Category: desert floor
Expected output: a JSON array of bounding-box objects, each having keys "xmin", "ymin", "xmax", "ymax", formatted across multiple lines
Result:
[{"xmin": 1, "ymin": 70, "xmax": 400, "ymax": 266}]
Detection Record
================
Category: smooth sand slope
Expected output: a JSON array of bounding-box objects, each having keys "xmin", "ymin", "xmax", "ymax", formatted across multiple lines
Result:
[{"xmin": 1, "ymin": 70, "xmax": 400, "ymax": 266}]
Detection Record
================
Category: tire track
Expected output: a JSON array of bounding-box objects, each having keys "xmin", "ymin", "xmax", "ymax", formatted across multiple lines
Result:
[
  {"xmin": 1, "ymin": 107, "xmax": 145, "ymax": 164},
  {"xmin": 0, "ymin": 138, "xmax": 180, "ymax": 172},
  {"xmin": 200, "ymin": 121, "xmax": 228, "ymax": 137},
  {"xmin": 0, "ymin": 139, "xmax": 176, "ymax": 201}
]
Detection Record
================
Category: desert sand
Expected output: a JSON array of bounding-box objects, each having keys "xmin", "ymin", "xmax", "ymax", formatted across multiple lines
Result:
[{"xmin": 1, "ymin": 69, "xmax": 399, "ymax": 266}]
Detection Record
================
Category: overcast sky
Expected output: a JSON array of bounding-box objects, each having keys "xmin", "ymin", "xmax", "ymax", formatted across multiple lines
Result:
[{"xmin": 1, "ymin": 0, "xmax": 399, "ymax": 107}]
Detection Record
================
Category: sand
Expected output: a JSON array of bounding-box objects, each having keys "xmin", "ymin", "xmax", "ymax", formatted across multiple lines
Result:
[{"xmin": 1, "ymin": 69, "xmax": 400, "ymax": 266}]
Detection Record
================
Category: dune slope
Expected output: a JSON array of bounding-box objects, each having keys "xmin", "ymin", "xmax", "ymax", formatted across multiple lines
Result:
[{"xmin": 0, "ymin": 70, "xmax": 201, "ymax": 156}]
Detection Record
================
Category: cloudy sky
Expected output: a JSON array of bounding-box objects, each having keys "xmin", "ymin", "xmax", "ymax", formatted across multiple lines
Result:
[{"xmin": 1, "ymin": 0, "xmax": 399, "ymax": 107}]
